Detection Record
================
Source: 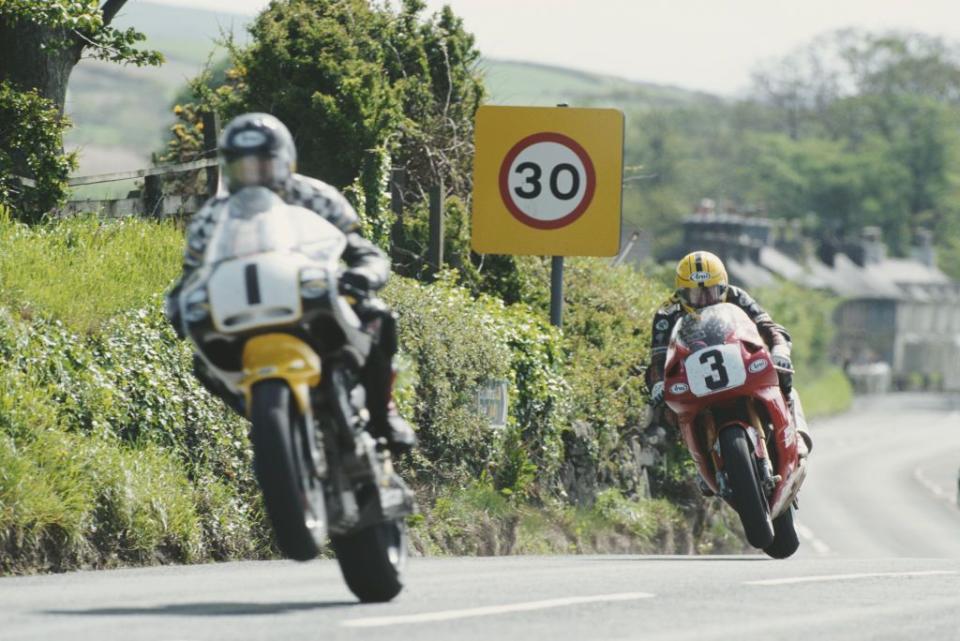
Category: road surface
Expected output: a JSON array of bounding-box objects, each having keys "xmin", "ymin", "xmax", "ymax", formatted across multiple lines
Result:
[{"xmin": 2, "ymin": 393, "xmax": 959, "ymax": 640}]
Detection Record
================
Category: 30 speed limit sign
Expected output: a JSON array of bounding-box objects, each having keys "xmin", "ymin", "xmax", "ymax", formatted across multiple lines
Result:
[{"xmin": 472, "ymin": 106, "xmax": 623, "ymax": 256}]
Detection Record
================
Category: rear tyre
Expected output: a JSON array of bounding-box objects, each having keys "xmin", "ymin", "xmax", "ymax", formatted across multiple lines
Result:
[
  {"xmin": 332, "ymin": 520, "xmax": 406, "ymax": 602},
  {"xmin": 764, "ymin": 507, "xmax": 800, "ymax": 559},
  {"xmin": 250, "ymin": 380, "xmax": 325, "ymax": 561},
  {"xmin": 719, "ymin": 426, "xmax": 774, "ymax": 549}
]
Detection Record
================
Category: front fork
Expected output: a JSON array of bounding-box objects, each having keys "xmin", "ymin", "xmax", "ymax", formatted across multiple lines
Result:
[
  {"xmin": 708, "ymin": 401, "xmax": 777, "ymax": 500},
  {"xmin": 239, "ymin": 333, "xmax": 327, "ymax": 479}
]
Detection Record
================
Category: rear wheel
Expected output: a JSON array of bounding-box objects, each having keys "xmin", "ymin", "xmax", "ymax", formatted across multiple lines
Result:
[
  {"xmin": 250, "ymin": 380, "xmax": 325, "ymax": 561},
  {"xmin": 331, "ymin": 519, "xmax": 406, "ymax": 602},
  {"xmin": 719, "ymin": 426, "xmax": 774, "ymax": 549},
  {"xmin": 764, "ymin": 507, "xmax": 800, "ymax": 559}
]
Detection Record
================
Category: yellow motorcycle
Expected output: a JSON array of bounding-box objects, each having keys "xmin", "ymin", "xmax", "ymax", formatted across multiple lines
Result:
[{"xmin": 177, "ymin": 187, "xmax": 414, "ymax": 602}]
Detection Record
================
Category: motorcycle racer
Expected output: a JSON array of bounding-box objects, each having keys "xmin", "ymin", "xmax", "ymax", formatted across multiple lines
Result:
[
  {"xmin": 165, "ymin": 112, "xmax": 416, "ymax": 456},
  {"xmin": 647, "ymin": 251, "xmax": 811, "ymax": 467}
]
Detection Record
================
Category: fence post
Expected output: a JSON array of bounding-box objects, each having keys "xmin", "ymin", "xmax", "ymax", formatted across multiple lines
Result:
[
  {"xmin": 202, "ymin": 111, "xmax": 221, "ymax": 196},
  {"xmin": 143, "ymin": 174, "xmax": 163, "ymax": 219},
  {"xmin": 428, "ymin": 181, "xmax": 444, "ymax": 276}
]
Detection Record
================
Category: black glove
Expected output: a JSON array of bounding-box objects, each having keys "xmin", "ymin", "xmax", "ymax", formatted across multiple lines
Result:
[{"xmin": 339, "ymin": 270, "xmax": 370, "ymax": 297}]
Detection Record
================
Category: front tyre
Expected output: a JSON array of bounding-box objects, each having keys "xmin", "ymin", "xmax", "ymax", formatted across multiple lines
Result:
[
  {"xmin": 764, "ymin": 507, "xmax": 800, "ymax": 559},
  {"xmin": 719, "ymin": 426, "xmax": 774, "ymax": 549},
  {"xmin": 331, "ymin": 520, "xmax": 407, "ymax": 602},
  {"xmin": 250, "ymin": 380, "xmax": 325, "ymax": 561}
]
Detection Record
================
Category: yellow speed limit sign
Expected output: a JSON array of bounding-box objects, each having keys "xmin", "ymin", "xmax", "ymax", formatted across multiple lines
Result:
[{"xmin": 471, "ymin": 106, "xmax": 624, "ymax": 256}]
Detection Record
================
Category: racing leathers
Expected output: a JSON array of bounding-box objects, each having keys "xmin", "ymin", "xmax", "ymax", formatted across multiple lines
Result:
[
  {"xmin": 646, "ymin": 285, "xmax": 810, "ymax": 460},
  {"xmin": 165, "ymin": 173, "xmax": 415, "ymax": 454},
  {"xmin": 647, "ymin": 285, "xmax": 791, "ymax": 389}
]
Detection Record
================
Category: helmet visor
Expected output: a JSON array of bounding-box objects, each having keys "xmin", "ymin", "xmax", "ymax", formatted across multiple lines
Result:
[
  {"xmin": 679, "ymin": 285, "xmax": 726, "ymax": 309},
  {"xmin": 224, "ymin": 156, "xmax": 278, "ymax": 190}
]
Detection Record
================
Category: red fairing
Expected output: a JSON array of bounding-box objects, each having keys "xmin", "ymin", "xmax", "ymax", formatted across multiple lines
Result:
[{"xmin": 661, "ymin": 303, "xmax": 802, "ymax": 514}]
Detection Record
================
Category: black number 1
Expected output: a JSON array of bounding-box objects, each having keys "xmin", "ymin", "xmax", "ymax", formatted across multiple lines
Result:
[
  {"xmin": 699, "ymin": 349, "xmax": 729, "ymax": 390},
  {"xmin": 244, "ymin": 264, "xmax": 261, "ymax": 305}
]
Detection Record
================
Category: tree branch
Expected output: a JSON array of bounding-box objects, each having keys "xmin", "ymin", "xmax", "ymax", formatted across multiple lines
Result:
[{"xmin": 100, "ymin": 0, "xmax": 128, "ymax": 27}]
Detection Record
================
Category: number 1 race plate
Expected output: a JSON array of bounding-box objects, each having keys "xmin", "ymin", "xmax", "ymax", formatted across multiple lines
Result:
[
  {"xmin": 471, "ymin": 106, "xmax": 623, "ymax": 257},
  {"xmin": 684, "ymin": 344, "xmax": 747, "ymax": 397}
]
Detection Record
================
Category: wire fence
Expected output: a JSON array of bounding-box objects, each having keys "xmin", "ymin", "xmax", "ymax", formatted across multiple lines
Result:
[{"xmin": 7, "ymin": 112, "xmax": 221, "ymax": 220}]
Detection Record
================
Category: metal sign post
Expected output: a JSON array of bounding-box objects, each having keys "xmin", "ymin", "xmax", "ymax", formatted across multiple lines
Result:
[{"xmin": 550, "ymin": 255, "xmax": 564, "ymax": 327}]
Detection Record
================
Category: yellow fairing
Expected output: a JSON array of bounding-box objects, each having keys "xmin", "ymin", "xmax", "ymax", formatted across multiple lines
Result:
[{"xmin": 239, "ymin": 334, "xmax": 321, "ymax": 416}]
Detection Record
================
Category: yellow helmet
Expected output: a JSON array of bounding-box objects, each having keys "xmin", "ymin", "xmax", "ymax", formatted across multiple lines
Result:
[{"xmin": 675, "ymin": 251, "xmax": 728, "ymax": 313}]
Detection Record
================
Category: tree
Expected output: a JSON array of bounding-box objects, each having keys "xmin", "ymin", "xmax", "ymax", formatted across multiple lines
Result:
[
  {"xmin": 0, "ymin": 1, "xmax": 161, "ymax": 215},
  {"xmin": 0, "ymin": 1, "xmax": 161, "ymax": 114},
  {"xmin": 749, "ymin": 30, "xmax": 960, "ymax": 265},
  {"xmin": 167, "ymin": 0, "xmax": 484, "ymax": 257}
]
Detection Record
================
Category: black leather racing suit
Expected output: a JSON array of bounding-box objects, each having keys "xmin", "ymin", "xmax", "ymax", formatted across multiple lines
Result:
[{"xmin": 646, "ymin": 285, "xmax": 792, "ymax": 388}]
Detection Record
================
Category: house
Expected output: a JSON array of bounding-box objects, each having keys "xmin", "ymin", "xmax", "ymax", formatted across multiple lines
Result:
[{"xmin": 665, "ymin": 204, "xmax": 960, "ymax": 391}]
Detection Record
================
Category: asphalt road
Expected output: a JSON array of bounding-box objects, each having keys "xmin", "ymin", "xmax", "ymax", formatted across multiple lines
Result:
[
  {"xmin": 2, "ymin": 393, "xmax": 959, "ymax": 641},
  {"xmin": 795, "ymin": 392, "xmax": 960, "ymax": 558}
]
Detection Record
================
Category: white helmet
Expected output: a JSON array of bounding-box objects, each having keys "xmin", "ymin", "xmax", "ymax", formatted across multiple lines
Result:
[{"xmin": 219, "ymin": 113, "xmax": 296, "ymax": 192}]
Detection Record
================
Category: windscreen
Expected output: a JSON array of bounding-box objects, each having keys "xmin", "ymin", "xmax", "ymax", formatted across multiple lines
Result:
[
  {"xmin": 206, "ymin": 187, "xmax": 345, "ymax": 264},
  {"xmin": 672, "ymin": 303, "xmax": 745, "ymax": 351}
]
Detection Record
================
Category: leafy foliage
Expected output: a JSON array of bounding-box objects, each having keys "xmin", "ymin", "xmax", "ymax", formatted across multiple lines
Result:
[
  {"xmin": 625, "ymin": 30, "xmax": 960, "ymax": 278},
  {"xmin": 0, "ymin": 215, "xmax": 268, "ymax": 572},
  {"xmin": 383, "ymin": 273, "xmax": 569, "ymax": 495},
  {"xmin": 164, "ymin": 0, "xmax": 483, "ymax": 252},
  {"xmin": 0, "ymin": 0, "xmax": 162, "ymax": 67},
  {"xmin": 0, "ymin": 213, "xmax": 182, "ymax": 332},
  {"xmin": 0, "ymin": 83, "xmax": 75, "ymax": 219},
  {"xmin": 0, "ymin": 0, "xmax": 162, "ymax": 220}
]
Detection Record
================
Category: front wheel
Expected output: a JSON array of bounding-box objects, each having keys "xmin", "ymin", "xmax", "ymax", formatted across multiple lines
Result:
[
  {"xmin": 719, "ymin": 426, "xmax": 774, "ymax": 549},
  {"xmin": 331, "ymin": 520, "xmax": 407, "ymax": 602},
  {"xmin": 764, "ymin": 507, "xmax": 800, "ymax": 559},
  {"xmin": 250, "ymin": 380, "xmax": 325, "ymax": 561}
]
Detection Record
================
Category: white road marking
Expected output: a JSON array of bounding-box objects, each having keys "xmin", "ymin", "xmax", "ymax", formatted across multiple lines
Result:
[
  {"xmin": 914, "ymin": 465, "xmax": 958, "ymax": 510},
  {"xmin": 745, "ymin": 571, "xmax": 957, "ymax": 586},
  {"xmin": 794, "ymin": 522, "xmax": 832, "ymax": 556},
  {"xmin": 341, "ymin": 592, "xmax": 656, "ymax": 628}
]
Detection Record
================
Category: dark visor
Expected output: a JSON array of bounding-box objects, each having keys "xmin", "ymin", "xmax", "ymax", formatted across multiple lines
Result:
[{"xmin": 679, "ymin": 285, "xmax": 725, "ymax": 308}]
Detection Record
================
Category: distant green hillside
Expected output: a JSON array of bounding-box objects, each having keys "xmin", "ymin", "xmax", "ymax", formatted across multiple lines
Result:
[
  {"xmin": 481, "ymin": 59, "xmax": 716, "ymax": 109},
  {"xmin": 63, "ymin": 3, "xmax": 720, "ymax": 192}
]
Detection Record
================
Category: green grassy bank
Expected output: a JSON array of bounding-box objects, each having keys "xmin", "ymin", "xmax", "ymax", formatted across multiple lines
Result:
[{"xmin": 0, "ymin": 214, "xmax": 849, "ymax": 573}]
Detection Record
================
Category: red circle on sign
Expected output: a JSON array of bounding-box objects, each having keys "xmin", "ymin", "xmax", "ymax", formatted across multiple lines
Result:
[{"xmin": 498, "ymin": 132, "xmax": 597, "ymax": 230}]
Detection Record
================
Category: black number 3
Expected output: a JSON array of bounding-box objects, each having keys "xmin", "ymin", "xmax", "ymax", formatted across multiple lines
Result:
[
  {"xmin": 514, "ymin": 162, "xmax": 542, "ymax": 198},
  {"xmin": 699, "ymin": 349, "xmax": 729, "ymax": 390}
]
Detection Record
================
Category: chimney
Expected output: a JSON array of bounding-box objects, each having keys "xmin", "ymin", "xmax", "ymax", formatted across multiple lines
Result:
[
  {"xmin": 861, "ymin": 226, "xmax": 886, "ymax": 265},
  {"xmin": 911, "ymin": 228, "xmax": 936, "ymax": 267}
]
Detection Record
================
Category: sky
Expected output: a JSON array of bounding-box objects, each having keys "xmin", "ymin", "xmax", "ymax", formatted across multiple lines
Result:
[{"xmin": 146, "ymin": 0, "xmax": 960, "ymax": 95}]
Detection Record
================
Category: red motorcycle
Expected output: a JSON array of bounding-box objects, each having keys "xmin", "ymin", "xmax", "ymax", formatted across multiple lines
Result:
[{"xmin": 663, "ymin": 303, "xmax": 806, "ymax": 558}]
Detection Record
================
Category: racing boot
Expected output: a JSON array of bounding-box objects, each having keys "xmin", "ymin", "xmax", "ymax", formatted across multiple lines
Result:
[
  {"xmin": 365, "ymin": 350, "xmax": 416, "ymax": 457},
  {"xmin": 384, "ymin": 396, "xmax": 417, "ymax": 456}
]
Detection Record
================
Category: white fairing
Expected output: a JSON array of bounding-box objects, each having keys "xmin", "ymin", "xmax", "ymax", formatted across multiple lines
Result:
[
  {"xmin": 208, "ymin": 252, "xmax": 307, "ymax": 333},
  {"xmin": 189, "ymin": 186, "xmax": 348, "ymax": 337},
  {"xmin": 685, "ymin": 343, "xmax": 747, "ymax": 397}
]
